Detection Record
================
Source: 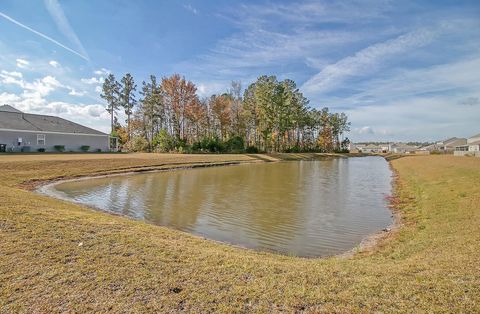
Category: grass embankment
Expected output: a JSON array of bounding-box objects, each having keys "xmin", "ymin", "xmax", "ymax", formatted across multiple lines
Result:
[{"xmin": 0, "ymin": 154, "xmax": 479, "ymax": 312}]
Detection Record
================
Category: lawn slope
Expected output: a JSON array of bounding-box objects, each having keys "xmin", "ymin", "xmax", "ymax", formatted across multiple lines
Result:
[{"xmin": 0, "ymin": 154, "xmax": 479, "ymax": 312}]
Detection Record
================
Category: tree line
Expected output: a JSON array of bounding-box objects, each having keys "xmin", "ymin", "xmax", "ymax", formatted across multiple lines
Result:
[{"xmin": 101, "ymin": 73, "xmax": 350, "ymax": 153}]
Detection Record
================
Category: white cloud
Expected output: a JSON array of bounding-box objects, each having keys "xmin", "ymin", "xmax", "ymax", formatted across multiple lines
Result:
[
  {"xmin": 49, "ymin": 60, "xmax": 60, "ymax": 68},
  {"xmin": 355, "ymin": 126, "xmax": 374, "ymax": 135},
  {"xmin": 196, "ymin": 81, "xmax": 228, "ymax": 97},
  {"xmin": 22, "ymin": 76, "xmax": 62, "ymax": 98},
  {"xmin": 0, "ymin": 70, "xmax": 25, "ymax": 86},
  {"xmin": 81, "ymin": 77, "xmax": 104, "ymax": 85},
  {"xmin": 94, "ymin": 68, "xmax": 110, "ymax": 76},
  {"xmin": 16, "ymin": 58, "xmax": 29, "ymax": 69},
  {"xmin": 68, "ymin": 88, "xmax": 85, "ymax": 96},
  {"xmin": 1, "ymin": 70, "xmax": 22, "ymax": 78},
  {"xmin": 95, "ymin": 86, "xmax": 102, "ymax": 93},
  {"xmin": 321, "ymin": 56, "xmax": 480, "ymax": 141},
  {"xmin": 0, "ymin": 92, "xmax": 21, "ymax": 103},
  {"xmin": 44, "ymin": 0, "xmax": 89, "ymax": 60},
  {"xmin": 182, "ymin": 4, "xmax": 199, "ymax": 15}
]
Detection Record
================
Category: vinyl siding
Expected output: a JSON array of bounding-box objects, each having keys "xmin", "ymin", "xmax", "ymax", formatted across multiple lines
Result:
[{"xmin": 0, "ymin": 130, "xmax": 109, "ymax": 152}]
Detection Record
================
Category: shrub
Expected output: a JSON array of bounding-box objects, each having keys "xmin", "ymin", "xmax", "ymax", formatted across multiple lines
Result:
[
  {"xmin": 80, "ymin": 145, "xmax": 90, "ymax": 152},
  {"xmin": 246, "ymin": 146, "xmax": 259, "ymax": 153},
  {"xmin": 286, "ymin": 145, "xmax": 301, "ymax": 153},
  {"xmin": 191, "ymin": 136, "xmax": 223, "ymax": 153},
  {"xmin": 225, "ymin": 136, "xmax": 245, "ymax": 152},
  {"xmin": 96, "ymin": 149, "xmax": 102, "ymax": 153},
  {"xmin": 125, "ymin": 136, "xmax": 149, "ymax": 152},
  {"xmin": 54, "ymin": 145, "xmax": 65, "ymax": 152},
  {"xmin": 37, "ymin": 148, "xmax": 46, "ymax": 153},
  {"xmin": 205, "ymin": 137, "xmax": 224, "ymax": 153},
  {"xmin": 152, "ymin": 129, "xmax": 175, "ymax": 152}
]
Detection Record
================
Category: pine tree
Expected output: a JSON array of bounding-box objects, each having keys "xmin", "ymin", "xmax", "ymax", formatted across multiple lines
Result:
[
  {"xmin": 100, "ymin": 73, "xmax": 120, "ymax": 134},
  {"xmin": 119, "ymin": 73, "xmax": 137, "ymax": 140}
]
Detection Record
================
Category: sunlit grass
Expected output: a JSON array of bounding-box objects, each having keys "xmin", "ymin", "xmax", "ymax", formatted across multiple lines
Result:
[{"xmin": 0, "ymin": 154, "xmax": 479, "ymax": 312}]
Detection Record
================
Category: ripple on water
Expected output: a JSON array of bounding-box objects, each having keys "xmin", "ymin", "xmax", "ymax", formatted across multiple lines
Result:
[{"xmin": 53, "ymin": 157, "xmax": 393, "ymax": 257}]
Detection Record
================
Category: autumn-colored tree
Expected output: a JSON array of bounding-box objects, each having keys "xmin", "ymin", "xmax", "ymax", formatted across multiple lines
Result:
[
  {"xmin": 161, "ymin": 74, "xmax": 198, "ymax": 141},
  {"xmin": 210, "ymin": 94, "xmax": 232, "ymax": 141},
  {"xmin": 101, "ymin": 72, "xmax": 350, "ymax": 153}
]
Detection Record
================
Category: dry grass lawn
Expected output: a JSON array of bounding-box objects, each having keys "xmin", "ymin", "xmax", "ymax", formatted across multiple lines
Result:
[{"xmin": 0, "ymin": 153, "xmax": 479, "ymax": 312}]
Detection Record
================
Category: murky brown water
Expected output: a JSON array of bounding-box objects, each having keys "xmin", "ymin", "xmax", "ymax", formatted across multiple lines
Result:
[{"xmin": 52, "ymin": 157, "xmax": 393, "ymax": 257}]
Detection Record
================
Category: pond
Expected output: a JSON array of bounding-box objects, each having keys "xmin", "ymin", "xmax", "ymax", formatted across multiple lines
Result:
[{"xmin": 51, "ymin": 156, "xmax": 393, "ymax": 257}]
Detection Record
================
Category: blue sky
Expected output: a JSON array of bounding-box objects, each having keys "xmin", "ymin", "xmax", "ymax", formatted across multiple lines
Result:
[{"xmin": 0, "ymin": 0, "xmax": 479, "ymax": 141}]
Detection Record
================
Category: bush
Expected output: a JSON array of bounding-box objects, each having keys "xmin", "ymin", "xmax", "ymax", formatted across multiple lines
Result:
[
  {"xmin": 80, "ymin": 145, "xmax": 90, "ymax": 152},
  {"xmin": 54, "ymin": 145, "xmax": 65, "ymax": 152},
  {"xmin": 225, "ymin": 136, "xmax": 245, "ymax": 152},
  {"xmin": 152, "ymin": 129, "xmax": 175, "ymax": 152},
  {"xmin": 286, "ymin": 145, "xmax": 301, "ymax": 153},
  {"xmin": 191, "ymin": 136, "xmax": 223, "ymax": 153},
  {"xmin": 125, "ymin": 136, "xmax": 149, "ymax": 152},
  {"xmin": 96, "ymin": 149, "xmax": 102, "ymax": 153},
  {"xmin": 246, "ymin": 146, "xmax": 259, "ymax": 153},
  {"xmin": 37, "ymin": 148, "xmax": 46, "ymax": 153}
]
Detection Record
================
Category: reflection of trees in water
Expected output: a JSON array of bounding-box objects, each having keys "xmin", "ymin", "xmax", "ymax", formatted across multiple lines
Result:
[{"xmin": 60, "ymin": 157, "xmax": 393, "ymax": 257}]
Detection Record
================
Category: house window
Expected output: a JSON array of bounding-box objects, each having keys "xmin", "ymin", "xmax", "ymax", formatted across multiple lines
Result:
[{"xmin": 37, "ymin": 134, "xmax": 46, "ymax": 146}]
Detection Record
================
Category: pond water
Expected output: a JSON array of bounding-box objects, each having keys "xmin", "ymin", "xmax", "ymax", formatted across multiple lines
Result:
[{"xmin": 52, "ymin": 157, "xmax": 393, "ymax": 257}]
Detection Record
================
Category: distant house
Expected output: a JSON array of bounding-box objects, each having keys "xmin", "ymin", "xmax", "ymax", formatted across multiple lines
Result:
[
  {"xmin": 0, "ymin": 105, "xmax": 110, "ymax": 152},
  {"xmin": 454, "ymin": 133, "xmax": 480, "ymax": 157},
  {"xmin": 362, "ymin": 144, "xmax": 382, "ymax": 153},
  {"xmin": 435, "ymin": 137, "xmax": 467, "ymax": 152},
  {"xmin": 347, "ymin": 143, "xmax": 360, "ymax": 153},
  {"xmin": 390, "ymin": 143, "xmax": 417, "ymax": 154},
  {"xmin": 379, "ymin": 145, "xmax": 389, "ymax": 153}
]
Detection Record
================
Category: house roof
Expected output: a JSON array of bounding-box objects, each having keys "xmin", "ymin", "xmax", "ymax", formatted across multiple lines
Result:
[
  {"xmin": 0, "ymin": 105, "xmax": 107, "ymax": 135},
  {"xmin": 0, "ymin": 104, "xmax": 22, "ymax": 113},
  {"xmin": 469, "ymin": 133, "xmax": 480, "ymax": 139},
  {"xmin": 443, "ymin": 137, "xmax": 467, "ymax": 146},
  {"xmin": 392, "ymin": 143, "xmax": 417, "ymax": 149},
  {"xmin": 469, "ymin": 140, "xmax": 480, "ymax": 146}
]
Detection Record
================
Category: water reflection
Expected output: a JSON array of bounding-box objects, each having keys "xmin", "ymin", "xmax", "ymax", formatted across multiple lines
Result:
[{"xmin": 55, "ymin": 157, "xmax": 392, "ymax": 257}]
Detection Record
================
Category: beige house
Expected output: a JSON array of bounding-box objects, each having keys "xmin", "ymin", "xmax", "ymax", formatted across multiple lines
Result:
[
  {"xmin": 421, "ymin": 137, "xmax": 467, "ymax": 153},
  {"xmin": 390, "ymin": 143, "xmax": 417, "ymax": 154},
  {"xmin": 0, "ymin": 105, "xmax": 110, "ymax": 153},
  {"xmin": 454, "ymin": 133, "xmax": 480, "ymax": 157}
]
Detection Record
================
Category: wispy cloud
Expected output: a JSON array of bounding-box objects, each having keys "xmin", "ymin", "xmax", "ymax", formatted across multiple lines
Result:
[
  {"xmin": 44, "ymin": 0, "xmax": 89, "ymax": 60},
  {"xmin": 16, "ymin": 58, "xmax": 29, "ymax": 69},
  {"xmin": 93, "ymin": 68, "xmax": 110, "ymax": 76},
  {"xmin": 81, "ymin": 77, "xmax": 103, "ymax": 85},
  {"xmin": 301, "ymin": 28, "xmax": 437, "ymax": 94},
  {"xmin": 182, "ymin": 4, "xmax": 199, "ymax": 15},
  {"xmin": 49, "ymin": 60, "xmax": 60, "ymax": 68},
  {"xmin": 0, "ymin": 11, "xmax": 89, "ymax": 60},
  {"xmin": 176, "ymin": 1, "xmax": 389, "ymax": 86}
]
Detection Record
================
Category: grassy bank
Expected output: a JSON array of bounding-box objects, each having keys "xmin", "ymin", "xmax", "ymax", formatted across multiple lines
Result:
[{"xmin": 1, "ymin": 154, "xmax": 479, "ymax": 312}]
